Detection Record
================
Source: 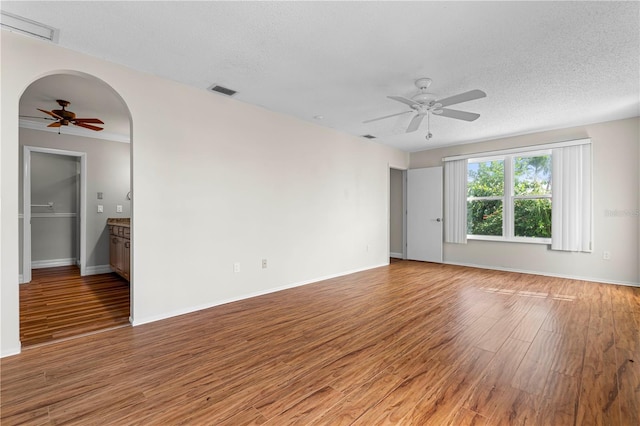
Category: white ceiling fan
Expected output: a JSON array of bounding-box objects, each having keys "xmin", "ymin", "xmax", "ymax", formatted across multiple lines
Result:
[{"xmin": 364, "ymin": 78, "xmax": 486, "ymax": 139}]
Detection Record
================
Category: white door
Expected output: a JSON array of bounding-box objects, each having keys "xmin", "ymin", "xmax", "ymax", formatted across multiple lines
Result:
[{"xmin": 407, "ymin": 167, "xmax": 443, "ymax": 262}]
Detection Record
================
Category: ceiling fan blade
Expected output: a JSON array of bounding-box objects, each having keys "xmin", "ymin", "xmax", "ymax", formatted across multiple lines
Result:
[
  {"xmin": 47, "ymin": 122, "xmax": 62, "ymax": 128},
  {"xmin": 74, "ymin": 122, "xmax": 104, "ymax": 131},
  {"xmin": 37, "ymin": 108, "xmax": 63, "ymax": 120},
  {"xmin": 388, "ymin": 96, "xmax": 419, "ymax": 108},
  {"xmin": 406, "ymin": 114, "xmax": 425, "ymax": 133},
  {"xmin": 74, "ymin": 118, "xmax": 105, "ymax": 124},
  {"xmin": 434, "ymin": 108, "xmax": 480, "ymax": 122},
  {"xmin": 435, "ymin": 90, "xmax": 486, "ymax": 108},
  {"xmin": 20, "ymin": 115, "xmax": 56, "ymax": 121},
  {"xmin": 363, "ymin": 110, "xmax": 413, "ymax": 124}
]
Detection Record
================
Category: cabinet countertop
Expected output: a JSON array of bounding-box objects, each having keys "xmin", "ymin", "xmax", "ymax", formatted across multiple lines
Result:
[{"xmin": 107, "ymin": 218, "xmax": 130, "ymax": 227}]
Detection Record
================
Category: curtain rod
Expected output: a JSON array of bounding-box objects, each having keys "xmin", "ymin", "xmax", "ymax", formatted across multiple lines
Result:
[{"xmin": 442, "ymin": 138, "xmax": 591, "ymax": 162}]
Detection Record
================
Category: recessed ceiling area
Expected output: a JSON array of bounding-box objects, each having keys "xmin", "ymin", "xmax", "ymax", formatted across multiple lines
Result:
[
  {"xmin": 3, "ymin": 1, "xmax": 638, "ymax": 152},
  {"xmin": 19, "ymin": 73, "xmax": 131, "ymax": 141}
]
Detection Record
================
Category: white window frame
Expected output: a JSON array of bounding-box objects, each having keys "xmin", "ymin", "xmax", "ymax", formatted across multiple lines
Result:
[{"xmin": 467, "ymin": 149, "xmax": 552, "ymax": 244}]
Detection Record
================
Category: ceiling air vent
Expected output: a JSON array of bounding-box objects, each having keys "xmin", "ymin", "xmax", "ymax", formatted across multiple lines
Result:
[
  {"xmin": 362, "ymin": 134, "xmax": 377, "ymax": 139},
  {"xmin": 208, "ymin": 84, "xmax": 237, "ymax": 97},
  {"xmin": 1, "ymin": 11, "xmax": 59, "ymax": 42}
]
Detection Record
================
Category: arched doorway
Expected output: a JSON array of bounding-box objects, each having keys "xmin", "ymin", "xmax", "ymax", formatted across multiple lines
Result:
[{"xmin": 19, "ymin": 71, "xmax": 133, "ymax": 347}]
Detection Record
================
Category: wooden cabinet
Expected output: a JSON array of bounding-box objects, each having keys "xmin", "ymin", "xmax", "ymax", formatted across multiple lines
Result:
[{"xmin": 109, "ymin": 224, "xmax": 130, "ymax": 281}]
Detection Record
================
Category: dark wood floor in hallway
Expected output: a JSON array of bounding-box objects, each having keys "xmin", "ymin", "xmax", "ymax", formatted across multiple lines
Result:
[
  {"xmin": 2, "ymin": 261, "xmax": 638, "ymax": 425},
  {"xmin": 19, "ymin": 266, "xmax": 130, "ymax": 347}
]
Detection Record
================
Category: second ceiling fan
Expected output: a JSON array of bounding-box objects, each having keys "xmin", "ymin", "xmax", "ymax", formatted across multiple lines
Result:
[
  {"xmin": 364, "ymin": 78, "xmax": 486, "ymax": 136},
  {"xmin": 35, "ymin": 99, "xmax": 104, "ymax": 131}
]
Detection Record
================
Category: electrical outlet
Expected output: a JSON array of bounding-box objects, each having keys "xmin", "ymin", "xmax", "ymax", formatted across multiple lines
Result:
[
  {"xmin": 97, "ymin": 192, "xmax": 103, "ymax": 199},
  {"xmin": 233, "ymin": 262, "xmax": 240, "ymax": 273},
  {"xmin": 116, "ymin": 205, "xmax": 123, "ymax": 213},
  {"xmin": 603, "ymin": 251, "xmax": 611, "ymax": 260},
  {"xmin": 262, "ymin": 259, "xmax": 267, "ymax": 269},
  {"xmin": 97, "ymin": 204, "xmax": 103, "ymax": 213}
]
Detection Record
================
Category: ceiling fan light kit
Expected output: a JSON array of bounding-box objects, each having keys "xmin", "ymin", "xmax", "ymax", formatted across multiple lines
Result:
[{"xmin": 364, "ymin": 77, "xmax": 486, "ymax": 141}]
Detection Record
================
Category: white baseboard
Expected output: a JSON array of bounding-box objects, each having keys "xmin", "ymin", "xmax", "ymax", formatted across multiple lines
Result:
[
  {"xmin": 132, "ymin": 262, "xmax": 388, "ymax": 327},
  {"xmin": 390, "ymin": 252, "xmax": 404, "ymax": 259},
  {"xmin": 443, "ymin": 261, "xmax": 640, "ymax": 287},
  {"xmin": 31, "ymin": 258, "xmax": 76, "ymax": 269},
  {"xmin": 84, "ymin": 265, "xmax": 113, "ymax": 275},
  {"xmin": 1, "ymin": 345, "xmax": 22, "ymax": 358},
  {"xmin": 19, "ymin": 264, "xmax": 112, "ymax": 282}
]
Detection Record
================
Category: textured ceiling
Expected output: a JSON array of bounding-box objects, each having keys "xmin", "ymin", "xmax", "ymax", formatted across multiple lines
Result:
[{"xmin": 3, "ymin": 1, "xmax": 639, "ymax": 152}]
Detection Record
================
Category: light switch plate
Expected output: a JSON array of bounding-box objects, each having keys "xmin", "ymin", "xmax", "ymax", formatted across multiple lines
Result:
[
  {"xmin": 97, "ymin": 192, "xmax": 103, "ymax": 199},
  {"xmin": 97, "ymin": 205, "xmax": 103, "ymax": 213}
]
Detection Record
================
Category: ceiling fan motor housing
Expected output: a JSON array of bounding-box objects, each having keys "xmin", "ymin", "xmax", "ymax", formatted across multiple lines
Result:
[
  {"xmin": 412, "ymin": 79, "xmax": 438, "ymax": 106},
  {"xmin": 52, "ymin": 100, "xmax": 75, "ymax": 123},
  {"xmin": 411, "ymin": 92, "xmax": 438, "ymax": 106},
  {"xmin": 52, "ymin": 109, "xmax": 76, "ymax": 121}
]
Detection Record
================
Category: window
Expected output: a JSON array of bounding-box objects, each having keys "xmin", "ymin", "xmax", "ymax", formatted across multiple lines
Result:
[
  {"xmin": 444, "ymin": 138, "xmax": 590, "ymax": 250},
  {"xmin": 467, "ymin": 151, "xmax": 552, "ymax": 243},
  {"xmin": 467, "ymin": 159, "xmax": 504, "ymax": 236}
]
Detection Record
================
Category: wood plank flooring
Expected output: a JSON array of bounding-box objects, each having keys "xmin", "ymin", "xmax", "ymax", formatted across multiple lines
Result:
[
  {"xmin": 2, "ymin": 261, "xmax": 638, "ymax": 425},
  {"xmin": 19, "ymin": 266, "xmax": 130, "ymax": 347}
]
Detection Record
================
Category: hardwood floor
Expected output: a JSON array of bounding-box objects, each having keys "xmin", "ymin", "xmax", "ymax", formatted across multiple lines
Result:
[
  {"xmin": 19, "ymin": 266, "xmax": 130, "ymax": 347},
  {"xmin": 2, "ymin": 261, "xmax": 638, "ymax": 425}
]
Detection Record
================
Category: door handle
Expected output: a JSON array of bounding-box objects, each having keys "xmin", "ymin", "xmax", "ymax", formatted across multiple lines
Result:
[{"xmin": 436, "ymin": 218, "xmax": 442, "ymax": 222}]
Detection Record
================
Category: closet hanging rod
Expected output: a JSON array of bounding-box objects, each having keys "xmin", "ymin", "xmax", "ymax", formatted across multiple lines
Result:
[{"xmin": 31, "ymin": 202, "xmax": 54, "ymax": 208}]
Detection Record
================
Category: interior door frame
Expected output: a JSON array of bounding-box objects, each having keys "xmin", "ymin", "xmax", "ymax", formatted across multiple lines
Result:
[
  {"xmin": 388, "ymin": 167, "xmax": 408, "ymax": 260},
  {"xmin": 22, "ymin": 146, "xmax": 87, "ymax": 283}
]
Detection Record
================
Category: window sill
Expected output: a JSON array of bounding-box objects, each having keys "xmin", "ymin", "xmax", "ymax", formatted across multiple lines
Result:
[{"xmin": 467, "ymin": 235, "xmax": 551, "ymax": 245}]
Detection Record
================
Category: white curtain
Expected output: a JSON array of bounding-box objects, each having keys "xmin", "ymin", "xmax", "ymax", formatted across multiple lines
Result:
[
  {"xmin": 551, "ymin": 144, "xmax": 592, "ymax": 252},
  {"xmin": 444, "ymin": 159, "xmax": 468, "ymax": 244}
]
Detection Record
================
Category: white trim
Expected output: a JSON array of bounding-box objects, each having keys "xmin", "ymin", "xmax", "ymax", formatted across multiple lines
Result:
[
  {"xmin": 388, "ymin": 166, "xmax": 408, "ymax": 261},
  {"xmin": 32, "ymin": 258, "xmax": 76, "ymax": 269},
  {"xmin": 1, "ymin": 345, "xmax": 22, "ymax": 358},
  {"xmin": 23, "ymin": 147, "xmax": 31, "ymax": 283},
  {"xmin": 19, "ymin": 119, "xmax": 130, "ymax": 144},
  {"xmin": 467, "ymin": 235, "xmax": 551, "ymax": 245},
  {"xmin": 23, "ymin": 146, "xmax": 87, "ymax": 283},
  {"xmin": 402, "ymin": 170, "xmax": 407, "ymax": 259},
  {"xmin": 443, "ymin": 138, "xmax": 591, "ymax": 162},
  {"xmin": 444, "ymin": 261, "xmax": 639, "ymax": 288},
  {"xmin": 19, "ymin": 212, "xmax": 77, "ymax": 219},
  {"xmin": 23, "ymin": 264, "xmax": 113, "ymax": 277},
  {"xmin": 132, "ymin": 263, "xmax": 388, "ymax": 327},
  {"xmin": 85, "ymin": 264, "xmax": 114, "ymax": 275}
]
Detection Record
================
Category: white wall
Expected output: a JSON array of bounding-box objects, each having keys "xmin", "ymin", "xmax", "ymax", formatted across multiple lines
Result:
[
  {"xmin": 410, "ymin": 117, "xmax": 640, "ymax": 286},
  {"xmin": 1, "ymin": 32, "xmax": 408, "ymax": 356}
]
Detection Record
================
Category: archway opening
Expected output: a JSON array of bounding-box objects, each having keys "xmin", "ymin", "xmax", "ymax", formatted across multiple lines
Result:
[{"xmin": 18, "ymin": 71, "xmax": 133, "ymax": 347}]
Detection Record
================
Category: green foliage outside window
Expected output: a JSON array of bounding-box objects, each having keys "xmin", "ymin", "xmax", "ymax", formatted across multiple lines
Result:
[
  {"xmin": 513, "ymin": 155, "xmax": 552, "ymax": 238},
  {"xmin": 467, "ymin": 155, "xmax": 552, "ymax": 239},
  {"xmin": 467, "ymin": 160, "xmax": 504, "ymax": 236}
]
